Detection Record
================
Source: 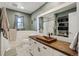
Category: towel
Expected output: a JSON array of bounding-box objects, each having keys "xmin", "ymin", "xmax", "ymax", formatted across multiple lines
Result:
[
  {"xmin": 1, "ymin": 7, "xmax": 10, "ymax": 39},
  {"xmin": 9, "ymin": 29, "xmax": 17, "ymax": 41},
  {"xmin": 69, "ymin": 32, "xmax": 79, "ymax": 51}
]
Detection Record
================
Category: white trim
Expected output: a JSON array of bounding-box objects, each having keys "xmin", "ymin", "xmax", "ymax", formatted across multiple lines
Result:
[{"xmin": 36, "ymin": 17, "xmax": 39, "ymax": 33}]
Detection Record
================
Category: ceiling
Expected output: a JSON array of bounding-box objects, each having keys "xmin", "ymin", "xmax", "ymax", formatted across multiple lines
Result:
[
  {"xmin": 43, "ymin": 2, "xmax": 76, "ymax": 18},
  {"xmin": 0, "ymin": 2, "xmax": 46, "ymax": 14}
]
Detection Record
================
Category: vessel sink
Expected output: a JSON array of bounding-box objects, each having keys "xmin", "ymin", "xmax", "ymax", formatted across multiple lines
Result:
[
  {"xmin": 43, "ymin": 36, "xmax": 55, "ymax": 39},
  {"xmin": 35, "ymin": 35, "xmax": 57, "ymax": 43}
]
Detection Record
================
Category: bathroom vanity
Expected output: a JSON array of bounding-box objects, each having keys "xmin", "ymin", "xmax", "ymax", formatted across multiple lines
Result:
[{"xmin": 29, "ymin": 35, "xmax": 78, "ymax": 56}]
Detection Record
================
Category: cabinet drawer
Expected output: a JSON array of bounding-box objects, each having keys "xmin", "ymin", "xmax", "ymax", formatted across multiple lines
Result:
[
  {"xmin": 29, "ymin": 39, "xmax": 40, "ymax": 56},
  {"xmin": 32, "ymin": 41, "xmax": 53, "ymax": 56},
  {"xmin": 34, "ymin": 40, "xmax": 66, "ymax": 56},
  {"xmin": 29, "ymin": 39, "xmax": 66, "ymax": 56},
  {"xmin": 41, "ymin": 45, "xmax": 66, "ymax": 56}
]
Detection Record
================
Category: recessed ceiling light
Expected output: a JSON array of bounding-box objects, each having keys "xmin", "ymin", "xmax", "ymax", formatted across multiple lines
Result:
[
  {"xmin": 17, "ymin": 4, "xmax": 24, "ymax": 9},
  {"xmin": 20, "ymin": 6, "xmax": 24, "ymax": 9}
]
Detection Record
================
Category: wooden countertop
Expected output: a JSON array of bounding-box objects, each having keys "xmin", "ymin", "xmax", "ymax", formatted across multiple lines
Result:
[{"xmin": 29, "ymin": 35, "xmax": 78, "ymax": 56}]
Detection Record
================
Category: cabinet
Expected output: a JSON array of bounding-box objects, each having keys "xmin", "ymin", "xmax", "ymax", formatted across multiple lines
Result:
[
  {"xmin": 69, "ymin": 12, "xmax": 77, "ymax": 42},
  {"xmin": 29, "ymin": 38, "xmax": 66, "ymax": 56},
  {"xmin": 29, "ymin": 38, "xmax": 41, "ymax": 56},
  {"xmin": 77, "ymin": 3, "xmax": 79, "ymax": 32},
  {"xmin": 77, "ymin": 3, "xmax": 79, "ymax": 56}
]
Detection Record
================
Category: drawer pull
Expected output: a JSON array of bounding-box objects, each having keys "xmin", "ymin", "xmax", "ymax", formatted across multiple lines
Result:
[
  {"xmin": 38, "ymin": 47, "xmax": 40, "ymax": 52},
  {"xmin": 29, "ymin": 49, "xmax": 31, "ymax": 51},
  {"xmin": 29, "ymin": 52, "xmax": 33, "ymax": 56},
  {"xmin": 43, "ymin": 46, "xmax": 47, "ymax": 49},
  {"xmin": 34, "ymin": 42, "xmax": 37, "ymax": 44},
  {"xmin": 29, "ymin": 43, "xmax": 31, "ymax": 46}
]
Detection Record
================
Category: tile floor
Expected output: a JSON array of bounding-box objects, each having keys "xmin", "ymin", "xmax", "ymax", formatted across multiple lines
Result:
[{"xmin": 4, "ymin": 39, "xmax": 31, "ymax": 56}]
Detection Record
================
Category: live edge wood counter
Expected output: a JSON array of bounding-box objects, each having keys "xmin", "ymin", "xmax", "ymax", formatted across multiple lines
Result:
[{"xmin": 29, "ymin": 35, "xmax": 78, "ymax": 56}]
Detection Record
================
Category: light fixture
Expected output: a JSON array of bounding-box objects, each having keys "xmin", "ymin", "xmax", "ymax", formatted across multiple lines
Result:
[
  {"xmin": 17, "ymin": 4, "xmax": 24, "ymax": 9},
  {"xmin": 20, "ymin": 6, "xmax": 24, "ymax": 9}
]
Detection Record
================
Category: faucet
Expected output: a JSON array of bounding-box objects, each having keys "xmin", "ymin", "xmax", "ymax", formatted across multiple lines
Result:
[{"xmin": 48, "ymin": 33, "xmax": 53, "ymax": 38}]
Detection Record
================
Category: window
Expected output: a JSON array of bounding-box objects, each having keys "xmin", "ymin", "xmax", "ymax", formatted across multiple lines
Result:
[{"xmin": 15, "ymin": 15, "xmax": 24, "ymax": 30}]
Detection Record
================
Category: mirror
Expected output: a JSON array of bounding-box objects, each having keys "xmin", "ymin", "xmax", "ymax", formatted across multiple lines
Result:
[
  {"xmin": 39, "ymin": 13, "xmax": 56, "ymax": 35},
  {"xmin": 38, "ymin": 7, "xmax": 76, "ymax": 37}
]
